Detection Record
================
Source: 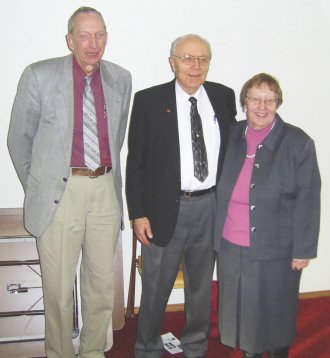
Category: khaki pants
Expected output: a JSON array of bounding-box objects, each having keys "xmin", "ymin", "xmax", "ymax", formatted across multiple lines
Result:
[{"xmin": 37, "ymin": 171, "xmax": 120, "ymax": 358}]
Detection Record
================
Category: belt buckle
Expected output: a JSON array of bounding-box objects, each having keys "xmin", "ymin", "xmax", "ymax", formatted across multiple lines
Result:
[
  {"xmin": 183, "ymin": 191, "xmax": 193, "ymax": 197},
  {"xmin": 88, "ymin": 169, "xmax": 99, "ymax": 178}
]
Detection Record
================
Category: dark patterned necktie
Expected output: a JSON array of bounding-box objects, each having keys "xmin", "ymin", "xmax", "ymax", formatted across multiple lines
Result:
[
  {"xmin": 189, "ymin": 97, "xmax": 208, "ymax": 182},
  {"xmin": 83, "ymin": 76, "xmax": 100, "ymax": 170}
]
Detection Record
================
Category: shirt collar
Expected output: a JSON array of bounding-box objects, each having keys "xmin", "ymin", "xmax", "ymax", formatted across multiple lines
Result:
[
  {"xmin": 175, "ymin": 80, "xmax": 203, "ymax": 104},
  {"xmin": 72, "ymin": 56, "xmax": 100, "ymax": 87}
]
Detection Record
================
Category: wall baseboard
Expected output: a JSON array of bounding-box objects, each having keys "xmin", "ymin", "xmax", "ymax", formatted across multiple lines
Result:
[
  {"xmin": 129, "ymin": 290, "xmax": 330, "ymax": 315},
  {"xmin": 299, "ymin": 290, "xmax": 330, "ymax": 299}
]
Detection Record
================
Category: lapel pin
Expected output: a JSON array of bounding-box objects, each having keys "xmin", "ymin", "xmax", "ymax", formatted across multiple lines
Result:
[{"xmin": 166, "ymin": 108, "xmax": 171, "ymax": 113}]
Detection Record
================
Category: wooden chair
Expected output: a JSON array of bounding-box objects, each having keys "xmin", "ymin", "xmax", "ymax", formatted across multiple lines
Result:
[{"xmin": 125, "ymin": 233, "xmax": 184, "ymax": 318}]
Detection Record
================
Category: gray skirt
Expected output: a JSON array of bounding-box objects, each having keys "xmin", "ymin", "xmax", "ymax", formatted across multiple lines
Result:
[{"xmin": 217, "ymin": 239, "xmax": 302, "ymax": 354}]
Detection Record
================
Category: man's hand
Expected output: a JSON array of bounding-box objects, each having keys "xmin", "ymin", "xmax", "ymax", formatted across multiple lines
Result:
[
  {"xmin": 292, "ymin": 258, "xmax": 310, "ymax": 271},
  {"xmin": 132, "ymin": 217, "xmax": 153, "ymax": 246}
]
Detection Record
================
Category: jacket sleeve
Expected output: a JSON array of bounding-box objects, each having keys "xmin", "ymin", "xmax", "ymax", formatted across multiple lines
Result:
[
  {"xmin": 125, "ymin": 91, "xmax": 148, "ymax": 220},
  {"xmin": 292, "ymin": 137, "xmax": 321, "ymax": 258},
  {"xmin": 7, "ymin": 65, "xmax": 41, "ymax": 191}
]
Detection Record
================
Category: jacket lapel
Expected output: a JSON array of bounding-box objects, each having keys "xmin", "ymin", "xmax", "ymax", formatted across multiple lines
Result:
[
  {"xmin": 53, "ymin": 55, "xmax": 74, "ymax": 167},
  {"xmin": 99, "ymin": 62, "xmax": 124, "ymax": 171},
  {"xmin": 164, "ymin": 80, "xmax": 180, "ymax": 151}
]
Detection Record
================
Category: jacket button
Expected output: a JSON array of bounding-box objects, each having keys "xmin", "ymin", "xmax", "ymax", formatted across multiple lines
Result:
[
  {"xmin": 250, "ymin": 183, "xmax": 256, "ymax": 189},
  {"xmin": 54, "ymin": 200, "xmax": 59, "ymax": 204},
  {"xmin": 254, "ymin": 163, "xmax": 260, "ymax": 168},
  {"xmin": 258, "ymin": 144, "xmax": 263, "ymax": 149},
  {"xmin": 63, "ymin": 178, "xmax": 67, "ymax": 182},
  {"xmin": 251, "ymin": 226, "xmax": 256, "ymax": 232},
  {"xmin": 250, "ymin": 205, "xmax": 256, "ymax": 211}
]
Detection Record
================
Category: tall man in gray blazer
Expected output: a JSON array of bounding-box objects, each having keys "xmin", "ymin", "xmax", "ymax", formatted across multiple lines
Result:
[
  {"xmin": 126, "ymin": 34, "xmax": 236, "ymax": 358},
  {"xmin": 7, "ymin": 7, "xmax": 131, "ymax": 358}
]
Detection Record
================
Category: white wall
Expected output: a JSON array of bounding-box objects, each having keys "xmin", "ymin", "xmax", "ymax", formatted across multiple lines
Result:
[{"xmin": 2, "ymin": 0, "xmax": 330, "ymax": 307}]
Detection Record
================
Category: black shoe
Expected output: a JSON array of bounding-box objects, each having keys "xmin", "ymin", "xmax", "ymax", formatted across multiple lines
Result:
[
  {"xmin": 242, "ymin": 352, "xmax": 263, "ymax": 358},
  {"xmin": 268, "ymin": 346, "xmax": 289, "ymax": 358}
]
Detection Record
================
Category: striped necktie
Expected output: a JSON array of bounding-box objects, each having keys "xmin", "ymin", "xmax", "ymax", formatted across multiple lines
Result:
[{"xmin": 83, "ymin": 76, "xmax": 100, "ymax": 170}]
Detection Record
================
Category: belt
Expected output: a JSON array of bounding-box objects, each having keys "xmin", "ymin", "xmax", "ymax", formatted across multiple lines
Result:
[
  {"xmin": 71, "ymin": 166, "xmax": 111, "ymax": 178},
  {"xmin": 180, "ymin": 186, "xmax": 216, "ymax": 197}
]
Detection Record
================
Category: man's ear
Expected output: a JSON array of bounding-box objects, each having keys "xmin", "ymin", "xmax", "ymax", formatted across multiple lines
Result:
[
  {"xmin": 168, "ymin": 57, "xmax": 176, "ymax": 73},
  {"xmin": 66, "ymin": 34, "xmax": 74, "ymax": 52}
]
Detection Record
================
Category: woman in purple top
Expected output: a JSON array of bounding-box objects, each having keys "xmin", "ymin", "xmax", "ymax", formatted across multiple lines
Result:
[{"xmin": 214, "ymin": 73, "xmax": 321, "ymax": 358}]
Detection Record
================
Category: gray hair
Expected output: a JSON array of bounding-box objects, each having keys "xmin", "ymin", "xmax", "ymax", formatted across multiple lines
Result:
[
  {"xmin": 67, "ymin": 7, "xmax": 106, "ymax": 34},
  {"xmin": 170, "ymin": 34, "xmax": 212, "ymax": 57}
]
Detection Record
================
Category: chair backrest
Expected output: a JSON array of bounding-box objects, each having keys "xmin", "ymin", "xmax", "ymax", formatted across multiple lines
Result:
[{"xmin": 125, "ymin": 233, "xmax": 184, "ymax": 318}]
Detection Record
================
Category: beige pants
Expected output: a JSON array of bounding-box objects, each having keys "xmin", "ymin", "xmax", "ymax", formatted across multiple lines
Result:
[{"xmin": 37, "ymin": 171, "xmax": 120, "ymax": 358}]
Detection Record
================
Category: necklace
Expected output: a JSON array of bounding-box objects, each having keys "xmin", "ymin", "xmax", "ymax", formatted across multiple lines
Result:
[{"xmin": 245, "ymin": 120, "xmax": 276, "ymax": 158}]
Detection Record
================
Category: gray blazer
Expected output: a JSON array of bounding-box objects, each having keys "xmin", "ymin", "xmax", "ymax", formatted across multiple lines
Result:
[
  {"xmin": 8, "ymin": 54, "xmax": 132, "ymax": 237},
  {"xmin": 214, "ymin": 115, "xmax": 321, "ymax": 260}
]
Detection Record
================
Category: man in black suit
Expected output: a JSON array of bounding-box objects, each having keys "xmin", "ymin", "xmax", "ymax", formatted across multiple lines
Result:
[{"xmin": 126, "ymin": 34, "xmax": 237, "ymax": 358}]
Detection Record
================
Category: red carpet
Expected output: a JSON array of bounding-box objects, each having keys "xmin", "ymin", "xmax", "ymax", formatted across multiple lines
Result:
[{"xmin": 107, "ymin": 294, "xmax": 330, "ymax": 358}]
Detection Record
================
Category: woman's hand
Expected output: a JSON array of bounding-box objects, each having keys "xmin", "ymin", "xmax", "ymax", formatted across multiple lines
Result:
[{"xmin": 292, "ymin": 258, "xmax": 310, "ymax": 270}]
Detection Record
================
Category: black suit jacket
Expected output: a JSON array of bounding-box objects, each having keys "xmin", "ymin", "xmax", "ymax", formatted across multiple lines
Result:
[{"xmin": 126, "ymin": 80, "xmax": 237, "ymax": 246}]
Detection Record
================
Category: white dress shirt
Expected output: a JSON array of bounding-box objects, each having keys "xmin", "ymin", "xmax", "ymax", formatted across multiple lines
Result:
[{"xmin": 175, "ymin": 81, "xmax": 220, "ymax": 191}]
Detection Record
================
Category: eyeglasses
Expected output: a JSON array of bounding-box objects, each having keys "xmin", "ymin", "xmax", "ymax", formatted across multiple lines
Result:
[
  {"xmin": 246, "ymin": 96, "xmax": 277, "ymax": 106},
  {"xmin": 78, "ymin": 32, "xmax": 106, "ymax": 41},
  {"xmin": 172, "ymin": 54, "xmax": 211, "ymax": 66}
]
